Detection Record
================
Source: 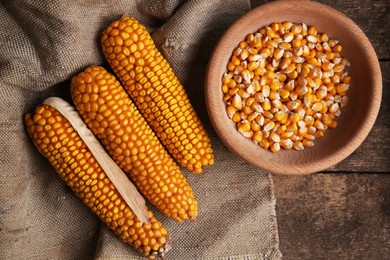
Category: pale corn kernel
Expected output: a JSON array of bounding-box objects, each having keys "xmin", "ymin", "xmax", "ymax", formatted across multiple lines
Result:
[
  {"xmin": 233, "ymin": 47, "xmax": 242, "ymax": 56},
  {"xmin": 303, "ymin": 93, "xmax": 315, "ymax": 108},
  {"xmin": 262, "ymin": 85, "xmax": 270, "ymax": 97},
  {"xmin": 272, "ymin": 99, "xmax": 283, "ymax": 109},
  {"xmin": 233, "ymin": 75, "xmax": 242, "ymax": 84},
  {"xmin": 293, "ymin": 141, "xmax": 304, "ymax": 151},
  {"xmin": 281, "ymin": 131, "xmax": 294, "ymax": 139},
  {"xmin": 296, "ymin": 86, "xmax": 308, "ymax": 96},
  {"xmin": 341, "ymin": 96, "xmax": 349, "ymax": 107},
  {"xmin": 254, "ymin": 92, "xmax": 265, "ymax": 103},
  {"xmin": 307, "ymin": 125, "xmax": 316, "ymax": 135},
  {"xmin": 291, "ymin": 24, "xmax": 302, "ymax": 35},
  {"xmin": 270, "ymin": 142, "xmax": 281, "ymax": 153},
  {"xmin": 263, "ymin": 120, "xmax": 276, "ymax": 131},
  {"xmin": 314, "ymin": 120, "xmax": 325, "ymax": 131},
  {"xmin": 304, "ymin": 133, "xmax": 316, "ymax": 141},
  {"xmin": 285, "ymin": 79, "xmax": 295, "ymax": 91},
  {"xmin": 255, "ymin": 115, "xmax": 265, "ymax": 126},
  {"xmin": 270, "ymin": 132, "xmax": 281, "ymax": 143},
  {"xmin": 290, "ymin": 92, "xmax": 298, "ymax": 101},
  {"xmin": 302, "ymin": 139, "xmax": 314, "ymax": 148},
  {"xmin": 232, "ymin": 94, "xmax": 243, "ymax": 110},
  {"xmin": 307, "ymin": 35, "xmax": 318, "ymax": 43},
  {"xmin": 298, "ymin": 126, "xmax": 308, "ymax": 136},
  {"xmin": 329, "ymin": 102, "xmax": 339, "ymax": 113},
  {"xmin": 287, "ymin": 100, "xmax": 300, "ymax": 110},
  {"xmin": 290, "ymin": 134, "xmax": 301, "ymax": 142},
  {"xmin": 316, "ymin": 86, "xmax": 327, "ymax": 100},
  {"xmin": 252, "ymin": 102, "xmax": 264, "ymax": 113},
  {"xmin": 248, "ymin": 54, "xmax": 261, "ymax": 62},
  {"xmin": 312, "ymin": 101, "xmax": 323, "ymax": 112},
  {"xmin": 242, "ymin": 131, "xmax": 254, "ymax": 138},
  {"xmin": 281, "ymin": 138, "xmax": 294, "ymax": 149},
  {"xmin": 280, "ymin": 58, "xmax": 291, "ymax": 70},
  {"xmin": 240, "ymin": 49, "xmax": 249, "ymax": 60}
]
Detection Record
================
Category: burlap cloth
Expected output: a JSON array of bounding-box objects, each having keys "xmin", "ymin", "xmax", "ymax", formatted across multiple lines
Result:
[{"xmin": 0, "ymin": 0, "xmax": 282, "ymax": 259}]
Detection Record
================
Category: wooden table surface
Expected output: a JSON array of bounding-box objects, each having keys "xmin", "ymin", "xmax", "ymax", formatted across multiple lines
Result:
[{"xmin": 249, "ymin": 0, "xmax": 390, "ymax": 259}]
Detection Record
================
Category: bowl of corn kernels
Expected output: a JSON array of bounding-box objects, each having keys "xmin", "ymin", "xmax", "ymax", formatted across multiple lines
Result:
[{"xmin": 205, "ymin": 0, "xmax": 382, "ymax": 175}]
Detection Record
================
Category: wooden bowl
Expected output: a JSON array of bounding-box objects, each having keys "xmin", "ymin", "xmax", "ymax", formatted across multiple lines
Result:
[{"xmin": 205, "ymin": 0, "xmax": 382, "ymax": 175}]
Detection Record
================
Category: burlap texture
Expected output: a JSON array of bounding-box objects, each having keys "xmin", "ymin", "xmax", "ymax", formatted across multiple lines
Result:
[{"xmin": 0, "ymin": 0, "xmax": 281, "ymax": 259}]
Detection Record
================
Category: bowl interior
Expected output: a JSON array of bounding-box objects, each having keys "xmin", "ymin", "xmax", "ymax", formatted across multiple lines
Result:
[{"xmin": 206, "ymin": 0, "xmax": 382, "ymax": 175}]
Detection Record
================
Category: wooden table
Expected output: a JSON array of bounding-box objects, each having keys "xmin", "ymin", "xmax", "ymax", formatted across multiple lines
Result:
[{"xmin": 249, "ymin": 0, "xmax": 390, "ymax": 258}]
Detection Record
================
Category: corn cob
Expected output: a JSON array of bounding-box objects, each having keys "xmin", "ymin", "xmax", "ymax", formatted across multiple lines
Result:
[
  {"xmin": 101, "ymin": 17, "xmax": 214, "ymax": 173},
  {"xmin": 24, "ymin": 99, "xmax": 170, "ymax": 259},
  {"xmin": 70, "ymin": 65, "xmax": 198, "ymax": 222}
]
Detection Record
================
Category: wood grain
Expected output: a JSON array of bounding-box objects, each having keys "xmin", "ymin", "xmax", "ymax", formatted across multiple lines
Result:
[
  {"xmin": 246, "ymin": 1, "xmax": 389, "ymax": 259},
  {"xmin": 274, "ymin": 173, "xmax": 390, "ymax": 259}
]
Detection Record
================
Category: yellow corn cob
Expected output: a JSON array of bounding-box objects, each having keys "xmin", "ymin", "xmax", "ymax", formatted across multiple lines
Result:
[
  {"xmin": 70, "ymin": 65, "xmax": 198, "ymax": 222},
  {"xmin": 25, "ymin": 103, "xmax": 170, "ymax": 259},
  {"xmin": 101, "ymin": 17, "xmax": 214, "ymax": 173}
]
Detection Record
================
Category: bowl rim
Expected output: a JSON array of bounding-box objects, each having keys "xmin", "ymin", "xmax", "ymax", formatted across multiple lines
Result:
[{"xmin": 205, "ymin": 0, "xmax": 382, "ymax": 175}]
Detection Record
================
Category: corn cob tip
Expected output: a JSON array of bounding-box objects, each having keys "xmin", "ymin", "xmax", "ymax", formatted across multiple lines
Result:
[{"xmin": 148, "ymin": 236, "xmax": 172, "ymax": 260}]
